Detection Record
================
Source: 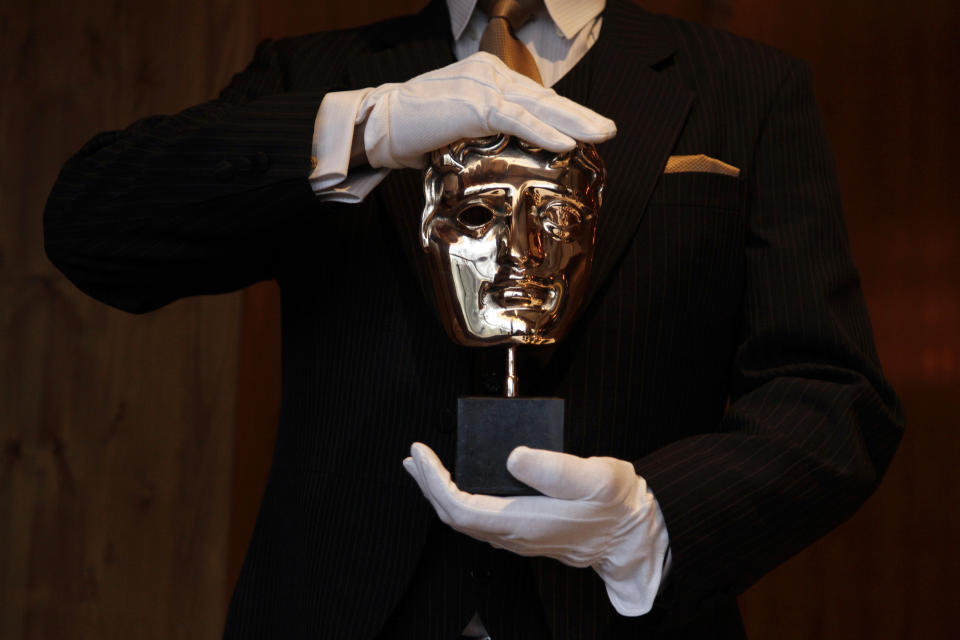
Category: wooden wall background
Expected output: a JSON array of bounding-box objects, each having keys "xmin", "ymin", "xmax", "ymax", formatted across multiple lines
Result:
[
  {"xmin": 1, "ymin": 1, "xmax": 257, "ymax": 638},
  {"xmin": 2, "ymin": 0, "xmax": 956, "ymax": 638}
]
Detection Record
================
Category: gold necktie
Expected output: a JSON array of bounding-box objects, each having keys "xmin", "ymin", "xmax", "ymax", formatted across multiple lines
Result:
[{"xmin": 478, "ymin": 0, "xmax": 544, "ymax": 84}]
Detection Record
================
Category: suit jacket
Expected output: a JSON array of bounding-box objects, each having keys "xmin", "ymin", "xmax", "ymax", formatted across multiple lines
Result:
[{"xmin": 44, "ymin": 1, "xmax": 904, "ymax": 638}]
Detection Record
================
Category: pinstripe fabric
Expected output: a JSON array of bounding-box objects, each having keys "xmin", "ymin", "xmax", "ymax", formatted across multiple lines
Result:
[{"xmin": 43, "ymin": 0, "xmax": 903, "ymax": 638}]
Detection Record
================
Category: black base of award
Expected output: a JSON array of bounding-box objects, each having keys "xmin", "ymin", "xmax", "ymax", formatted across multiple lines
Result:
[{"xmin": 455, "ymin": 397, "xmax": 564, "ymax": 496}]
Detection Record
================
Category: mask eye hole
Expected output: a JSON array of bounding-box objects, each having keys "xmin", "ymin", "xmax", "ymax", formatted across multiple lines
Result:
[{"xmin": 457, "ymin": 205, "xmax": 495, "ymax": 228}]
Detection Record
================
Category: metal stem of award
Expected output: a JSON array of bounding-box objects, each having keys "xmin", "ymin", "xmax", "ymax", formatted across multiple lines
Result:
[
  {"xmin": 455, "ymin": 346, "xmax": 565, "ymax": 496},
  {"xmin": 420, "ymin": 11, "xmax": 604, "ymax": 497}
]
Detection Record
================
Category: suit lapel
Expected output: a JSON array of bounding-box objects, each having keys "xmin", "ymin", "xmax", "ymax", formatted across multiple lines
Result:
[
  {"xmin": 572, "ymin": 0, "xmax": 694, "ymax": 311},
  {"xmin": 527, "ymin": 1, "xmax": 694, "ymax": 382}
]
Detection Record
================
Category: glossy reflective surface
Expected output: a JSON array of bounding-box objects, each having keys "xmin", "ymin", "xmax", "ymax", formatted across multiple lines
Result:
[{"xmin": 420, "ymin": 135, "xmax": 605, "ymax": 346}]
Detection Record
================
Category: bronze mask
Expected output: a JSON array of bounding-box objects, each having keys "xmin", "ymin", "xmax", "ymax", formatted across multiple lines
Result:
[{"xmin": 420, "ymin": 135, "xmax": 605, "ymax": 346}]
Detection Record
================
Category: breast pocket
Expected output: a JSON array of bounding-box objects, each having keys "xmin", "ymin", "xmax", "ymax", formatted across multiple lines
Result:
[
  {"xmin": 649, "ymin": 170, "xmax": 746, "ymax": 211},
  {"xmin": 641, "ymin": 171, "xmax": 748, "ymax": 319}
]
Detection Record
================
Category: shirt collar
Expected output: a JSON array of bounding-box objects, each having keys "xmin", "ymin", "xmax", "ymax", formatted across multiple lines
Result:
[{"xmin": 446, "ymin": 0, "xmax": 605, "ymax": 41}]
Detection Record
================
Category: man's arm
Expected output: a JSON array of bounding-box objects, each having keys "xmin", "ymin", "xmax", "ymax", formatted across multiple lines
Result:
[
  {"xmin": 44, "ymin": 38, "xmax": 328, "ymax": 313},
  {"xmin": 634, "ymin": 58, "xmax": 904, "ymax": 618},
  {"xmin": 45, "ymin": 39, "xmax": 615, "ymax": 314}
]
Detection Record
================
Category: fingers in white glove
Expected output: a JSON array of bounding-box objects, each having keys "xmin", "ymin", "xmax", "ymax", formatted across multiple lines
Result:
[
  {"xmin": 404, "ymin": 443, "xmax": 514, "ymax": 535},
  {"xmin": 506, "ymin": 446, "xmax": 639, "ymax": 504},
  {"xmin": 483, "ymin": 101, "xmax": 577, "ymax": 153},
  {"xmin": 503, "ymin": 90, "xmax": 616, "ymax": 144},
  {"xmin": 404, "ymin": 447, "xmax": 593, "ymax": 565},
  {"xmin": 463, "ymin": 53, "xmax": 614, "ymax": 131},
  {"xmin": 402, "ymin": 441, "xmax": 669, "ymax": 617},
  {"xmin": 361, "ymin": 52, "xmax": 617, "ymax": 169},
  {"xmin": 404, "ymin": 443, "xmax": 628, "ymax": 557}
]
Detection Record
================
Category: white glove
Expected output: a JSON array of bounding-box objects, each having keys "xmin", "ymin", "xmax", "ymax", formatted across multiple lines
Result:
[
  {"xmin": 358, "ymin": 51, "xmax": 617, "ymax": 169},
  {"xmin": 403, "ymin": 442, "xmax": 670, "ymax": 617},
  {"xmin": 310, "ymin": 52, "xmax": 616, "ymax": 201}
]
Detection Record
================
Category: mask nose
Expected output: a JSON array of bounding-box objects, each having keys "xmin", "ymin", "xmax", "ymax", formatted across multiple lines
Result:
[{"xmin": 503, "ymin": 190, "xmax": 543, "ymax": 268}]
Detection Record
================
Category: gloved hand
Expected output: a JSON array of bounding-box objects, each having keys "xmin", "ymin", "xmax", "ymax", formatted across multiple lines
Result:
[
  {"xmin": 357, "ymin": 51, "xmax": 617, "ymax": 169},
  {"xmin": 402, "ymin": 442, "xmax": 670, "ymax": 616}
]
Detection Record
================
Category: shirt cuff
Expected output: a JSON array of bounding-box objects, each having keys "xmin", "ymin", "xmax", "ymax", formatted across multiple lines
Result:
[{"xmin": 308, "ymin": 87, "xmax": 389, "ymax": 203}]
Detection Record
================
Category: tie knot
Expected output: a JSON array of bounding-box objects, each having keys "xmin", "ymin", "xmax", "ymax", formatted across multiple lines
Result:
[{"xmin": 479, "ymin": 0, "xmax": 543, "ymax": 32}]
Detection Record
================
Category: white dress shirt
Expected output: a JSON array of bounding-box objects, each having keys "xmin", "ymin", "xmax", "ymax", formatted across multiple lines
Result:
[
  {"xmin": 308, "ymin": 0, "xmax": 605, "ymax": 202},
  {"xmin": 448, "ymin": 0, "xmax": 604, "ymax": 88}
]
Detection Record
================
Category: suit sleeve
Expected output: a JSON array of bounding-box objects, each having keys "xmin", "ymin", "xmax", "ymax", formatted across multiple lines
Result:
[
  {"xmin": 632, "ymin": 59, "xmax": 904, "ymax": 618},
  {"xmin": 44, "ymin": 38, "xmax": 337, "ymax": 313}
]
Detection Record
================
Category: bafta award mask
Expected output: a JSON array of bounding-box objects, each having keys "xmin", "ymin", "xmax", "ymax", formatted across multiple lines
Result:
[{"xmin": 420, "ymin": 134, "xmax": 605, "ymax": 347}]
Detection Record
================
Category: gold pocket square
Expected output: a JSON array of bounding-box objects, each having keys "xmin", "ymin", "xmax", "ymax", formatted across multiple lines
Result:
[{"xmin": 664, "ymin": 154, "xmax": 740, "ymax": 178}]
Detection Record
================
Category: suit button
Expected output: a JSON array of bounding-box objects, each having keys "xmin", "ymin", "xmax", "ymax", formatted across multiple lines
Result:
[
  {"xmin": 235, "ymin": 156, "xmax": 253, "ymax": 173},
  {"xmin": 253, "ymin": 151, "xmax": 271, "ymax": 172},
  {"xmin": 468, "ymin": 568, "xmax": 492, "ymax": 581},
  {"xmin": 482, "ymin": 372, "xmax": 502, "ymax": 395},
  {"xmin": 213, "ymin": 160, "xmax": 235, "ymax": 182}
]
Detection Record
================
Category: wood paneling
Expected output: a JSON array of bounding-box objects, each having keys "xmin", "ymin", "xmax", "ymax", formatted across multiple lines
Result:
[
  {"xmin": 227, "ymin": 281, "xmax": 282, "ymax": 596},
  {"xmin": 0, "ymin": 1, "xmax": 256, "ymax": 638}
]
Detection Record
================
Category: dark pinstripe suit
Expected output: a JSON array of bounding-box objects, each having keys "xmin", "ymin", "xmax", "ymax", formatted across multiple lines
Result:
[{"xmin": 44, "ymin": 1, "xmax": 903, "ymax": 638}]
